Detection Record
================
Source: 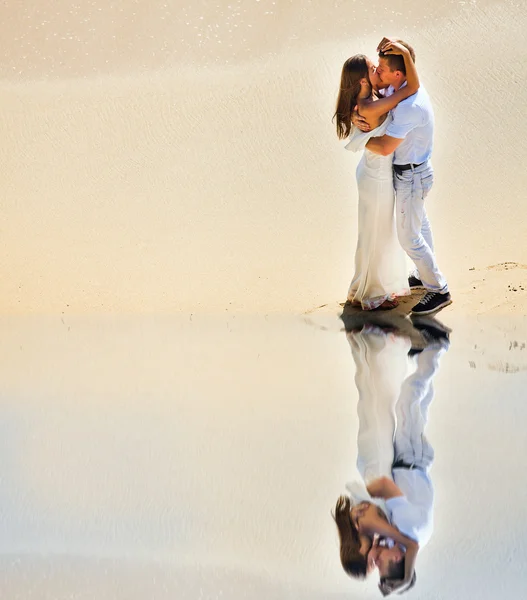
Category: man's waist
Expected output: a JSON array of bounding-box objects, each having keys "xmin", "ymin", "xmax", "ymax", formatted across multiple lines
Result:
[
  {"xmin": 392, "ymin": 459, "xmax": 426, "ymax": 472},
  {"xmin": 393, "ymin": 160, "xmax": 430, "ymax": 174}
]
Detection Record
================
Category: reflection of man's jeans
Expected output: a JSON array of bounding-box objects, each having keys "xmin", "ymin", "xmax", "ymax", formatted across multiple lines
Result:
[
  {"xmin": 389, "ymin": 342, "xmax": 448, "ymax": 547},
  {"xmin": 394, "ymin": 161, "xmax": 448, "ymax": 294},
  {"xmin": 394, "ymin": 342, "xmax": 447, "ymax": 469}
]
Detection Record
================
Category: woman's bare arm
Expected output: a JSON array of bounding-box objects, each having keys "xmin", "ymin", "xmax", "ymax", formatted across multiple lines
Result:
[
  {"xmin": 358, "ymin": 509, "xmax": 418, "ymax": 551},
  {"xmin": 358, "ymin": 42, "xmax": 419, "ymax": 122}
]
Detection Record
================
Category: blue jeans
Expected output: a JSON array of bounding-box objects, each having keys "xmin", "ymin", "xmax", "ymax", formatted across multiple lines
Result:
[{"xmin": 393, "ymin": 162, "xmax": 448, "ymax": 294}]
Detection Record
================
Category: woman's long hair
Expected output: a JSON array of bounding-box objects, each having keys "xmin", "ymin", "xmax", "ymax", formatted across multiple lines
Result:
[
  {"xmin": 332, "ymin": 495, "xmax": 368, "ymax": 578},
  {"xmin": 333, "ymin": 54, "xmax": 369, "ymax": 140}
]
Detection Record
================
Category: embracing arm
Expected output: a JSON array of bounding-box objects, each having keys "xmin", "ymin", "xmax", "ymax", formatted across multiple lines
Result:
[
  {"xmin": 365, "ymin": 134, "xmax": 404, "ymax": 156},
  {"xmin": 358, "ymin": 41, "xmax": 419, "ymax": 123},
  {"xmin": 358, "ymin": 509, "xmax": 417, "ymax": 551},
  {"xmin": 367, "ymin": 476, "xmax": 404, "ymax": 500},
  {"xmin": 403, "ymin": 543, "xmax": 418, "ymax": 584}
]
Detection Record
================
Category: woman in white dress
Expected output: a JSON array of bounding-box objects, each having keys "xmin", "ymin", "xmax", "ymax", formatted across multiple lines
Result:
[{"xmin": 334, "ymin": 42, "xmax": 419, "ymax": 310}]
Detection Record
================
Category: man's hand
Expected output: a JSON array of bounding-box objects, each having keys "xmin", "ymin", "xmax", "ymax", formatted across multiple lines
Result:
[
  {"xmin": 367, "ymin": 476, "xmax": 404, "ymax": 500},
  {"xmin": 352, "ymin": 105, "xmax": 371, "ymax": 132}
]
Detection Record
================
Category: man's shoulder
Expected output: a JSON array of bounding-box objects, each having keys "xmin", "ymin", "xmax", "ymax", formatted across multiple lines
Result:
[
  {"xmin": 391, "ymin": 96, "xmax": 421, "ymax": 122},
  {"xmin": 403, "ymin": 86, "xmax": 432, "ymax": 109},
  {"xmin": 393, "ymin": 87, "xmax": 431, "ymax": 119}
]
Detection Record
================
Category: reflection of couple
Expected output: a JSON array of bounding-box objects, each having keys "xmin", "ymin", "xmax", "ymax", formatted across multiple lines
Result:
[
  {"xmin": 334, "ymin": 37, "xmax": 452, "ymax": 316},
  {"xmin": 333, "ymin": 314, "xmax": 450, "ymax": 595}
]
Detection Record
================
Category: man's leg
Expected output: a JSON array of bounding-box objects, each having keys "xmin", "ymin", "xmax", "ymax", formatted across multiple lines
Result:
[
  {"xmin": 410, "ymin": 209, "xmax": 434, "ymax": 282},
  {"xmin": 421, "ymin": 209, "xmax": 435, "ymax": 254},
  {"xmin": 393, "ymin": 337, "xmax": 448, "ymax": 468},
  {"xmin": 394, "ymin": 165, "xmax": 448, "ymax": 294}
]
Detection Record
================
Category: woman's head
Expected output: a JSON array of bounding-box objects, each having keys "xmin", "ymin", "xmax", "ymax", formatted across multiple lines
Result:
[
  {"xmin": 333, "ymin": 495, "xmax": 373, "ymax": 579},
  {"xmin": 333, "ymin": 55, "xmax": 377, "ymax": 139}
]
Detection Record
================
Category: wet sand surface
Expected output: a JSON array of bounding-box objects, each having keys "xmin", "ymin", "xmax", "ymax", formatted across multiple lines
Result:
[{"xmin": 1, "ymin": 312, "xmax": 526, "ymax": 599}]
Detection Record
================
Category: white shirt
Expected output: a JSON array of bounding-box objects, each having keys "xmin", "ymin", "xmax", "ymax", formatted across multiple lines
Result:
[
  {"xmin": 385, "ymin": 83, "xmax": 435, "ymax": 165},
  {"xmin": 385, "ymin": 468, "xmax": 434, "ymax": 547}
]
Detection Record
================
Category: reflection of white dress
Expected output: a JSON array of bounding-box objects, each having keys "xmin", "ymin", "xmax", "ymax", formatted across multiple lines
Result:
[{"xmin": 345, "ymin": 115, "xmax": 409, "ymax": 309}]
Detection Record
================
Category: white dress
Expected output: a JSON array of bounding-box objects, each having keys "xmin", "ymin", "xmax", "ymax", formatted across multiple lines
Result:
[{"xmin": 345, "ymin": 115, "xmax": 410, "ymax": 309}]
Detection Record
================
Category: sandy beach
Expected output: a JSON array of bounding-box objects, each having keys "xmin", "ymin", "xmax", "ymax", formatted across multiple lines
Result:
[
  {"xmin": 1, "ymin": 0, "xmax": 526, "ymax": 315},
  {"xmin": 1, "ymin": 1, "xmax": 527, "ymax": 599},
  {"xmin": 1, "ymin": 312, "xmax": 526, "ymax": 600}
]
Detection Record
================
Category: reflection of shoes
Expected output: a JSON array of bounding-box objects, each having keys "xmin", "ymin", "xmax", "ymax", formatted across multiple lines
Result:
[
  {"xmin": 412, "ymin": 315, "xmax": 451, "ymax": 347},
  {"xmin": 408, "ymin": 275, "xmax": 424, "ymax": 289},
  {"xmin": 408, "ymin": 347, "xmax": 424, "ymax": 357},
  {"xmin": 344, "ymin": 299, "xmax": 362, "ymax": 308},
  {"xmin": 411, "ymin": 291, "xmax": 452, "ymax": 315}
]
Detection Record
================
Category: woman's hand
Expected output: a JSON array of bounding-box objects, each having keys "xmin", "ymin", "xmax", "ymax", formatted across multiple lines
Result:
[
  {"xmin": 376, "ymin": 36, "xmax": 397, "ymax": 52},
  {"xmin": 378, "ymin": 539, "xmax": 419, "ymax": 596},
  {"xmin": 379, "ymin": 578, "xmax": 412, "ymax": 596},
  {"xmin": 379, "ymin": 40, "xmax": 409, "ymax": 56}
]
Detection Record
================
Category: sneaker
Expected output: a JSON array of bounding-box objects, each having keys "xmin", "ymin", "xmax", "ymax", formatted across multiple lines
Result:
[
  {"xmin": 408, "ymin": 347, "xmax": 424, "ymax": 357},
  {"xmin": 411, "ymin": 315, "xmax": 451, "ymax": 347},
  {"xmin": 408, "ymin": 275, "xmax": 424, "ymax": 289},
  {"xmin": 411, "ymin": 291, "xmax": 452, "ymax": 315}
]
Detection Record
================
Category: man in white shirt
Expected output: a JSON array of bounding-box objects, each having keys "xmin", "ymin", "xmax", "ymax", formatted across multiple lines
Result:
[
  {"xmin": 360, "ymin": 39, "xmax": 452, "ymax": 316},
  {"xmin": 362, "ymin": 316, "xmax": 450, "ymax": 595}
]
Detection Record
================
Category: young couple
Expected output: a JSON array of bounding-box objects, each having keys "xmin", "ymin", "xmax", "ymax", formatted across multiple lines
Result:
[
  {"xmin": 335, "ymin": 312, "xmax": 450, "ymax": 595},
  {"xmin": 334, "ymin": 37, "xmax": 452, "ymax": 316}
]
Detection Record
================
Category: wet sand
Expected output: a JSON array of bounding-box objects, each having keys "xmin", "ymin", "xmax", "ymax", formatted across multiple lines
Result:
[{"xmin": 1, "ymin": 314, "xmax": 527, "ymax": 599}]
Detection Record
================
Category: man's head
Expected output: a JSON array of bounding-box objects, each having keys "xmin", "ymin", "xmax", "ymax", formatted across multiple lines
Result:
[
  {"xmin": 371, "ymin": 542, "xmax": 417, "ymax": 596},
  {"xmin": 376, "ymin": 39, "xmax": 415, "ymax": 88},
  {"xmin": 371, "ymin": 543, "xmax": 405, "ymax": 579}
]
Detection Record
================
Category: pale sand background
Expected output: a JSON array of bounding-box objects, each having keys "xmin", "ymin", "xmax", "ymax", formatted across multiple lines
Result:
[
  {"xmin": 1, "ymin": 0, "xmax": 527, "ymax": 315},
  {"xmin": 1, "ymin": 3, "xmax": 527, "ymax": 598},
  {"xmin": 0, "ymin": 314, "xmax": 526, "ymax": 600}
]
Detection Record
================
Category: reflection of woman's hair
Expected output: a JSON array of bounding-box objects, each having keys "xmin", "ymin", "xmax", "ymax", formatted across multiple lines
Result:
[
  {"xmin": 333, "ymin": 54, "xmax": 370, "ymax": 140},
  {"xmin": 332, "ymin": 495, "xmax": 368, "ymax": 578}
]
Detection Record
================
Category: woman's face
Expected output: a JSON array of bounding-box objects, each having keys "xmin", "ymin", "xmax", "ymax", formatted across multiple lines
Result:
[
  {"xmin": 350, "ymin": 502, "xmax": 376, "ymax": 573},
  {"xmin": 350, "ymin": 501, "xmax": 371, "ymax": 529},
  {"xmin": 366, "ymin": 58, "xmax": 380, "ymax": 89}
]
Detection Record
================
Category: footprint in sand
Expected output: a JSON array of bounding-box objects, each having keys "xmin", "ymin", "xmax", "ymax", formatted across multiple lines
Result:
[
  {"xmin": 488, "ymin": 361, "xmax": 527, "ymax": 374},
  {"xmin": 486, "ymin": 262, "xmax": 527, "ymax": 271}
]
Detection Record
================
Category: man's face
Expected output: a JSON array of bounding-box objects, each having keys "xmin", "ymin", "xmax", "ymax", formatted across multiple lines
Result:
[
  {"xmin": 376, "ymin": 57, "xmax": 399, "ymax": 87},
  {"xmin": 368, "ymin": 542, "xmax": 405, "ymax": 577}
]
